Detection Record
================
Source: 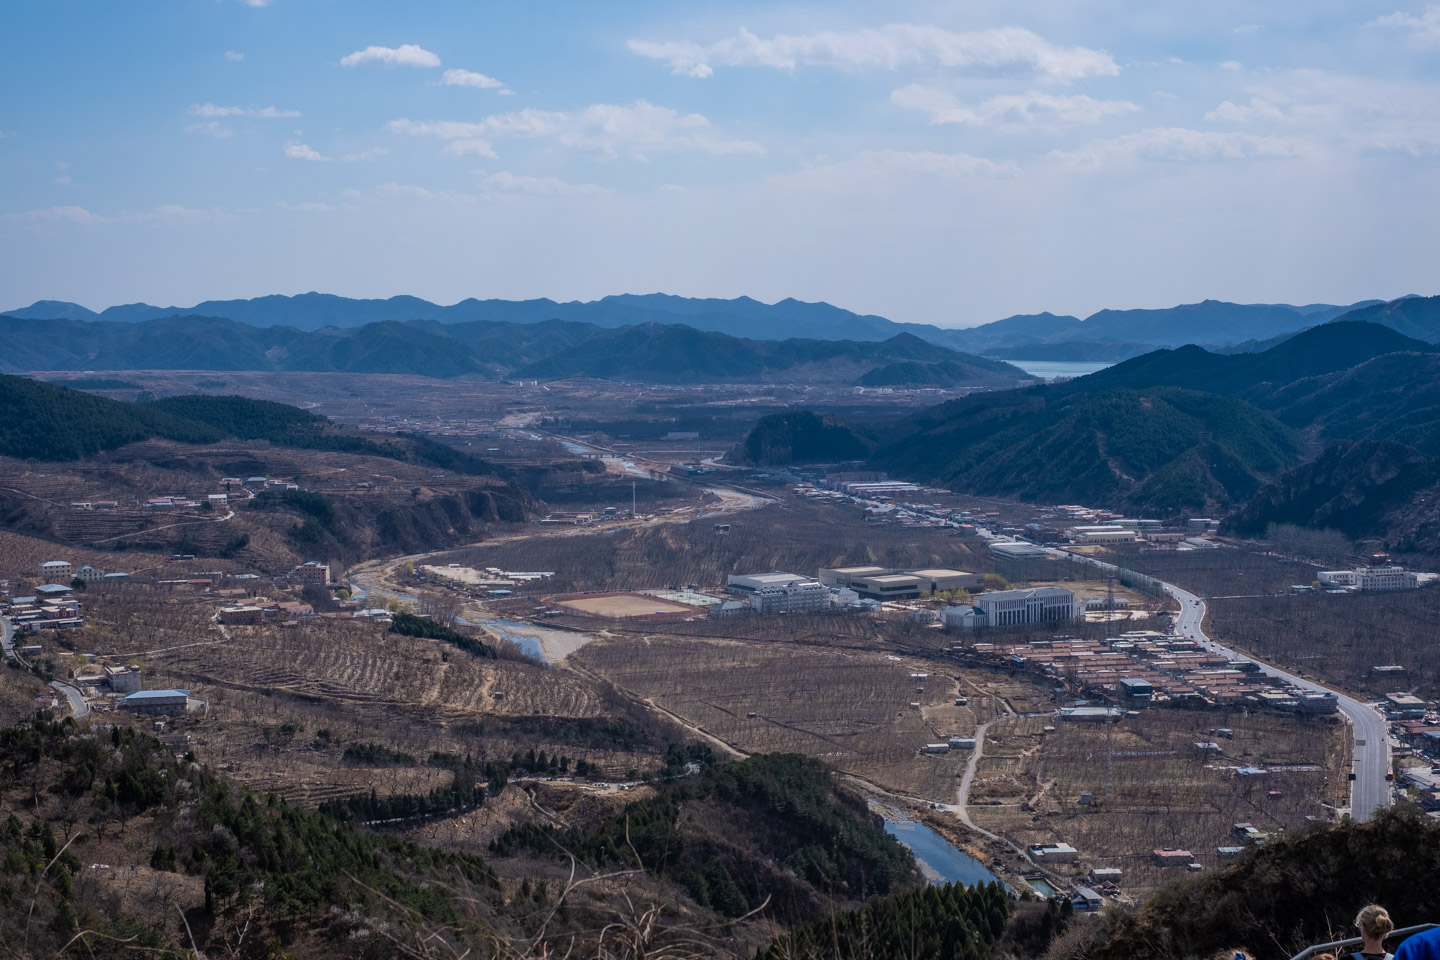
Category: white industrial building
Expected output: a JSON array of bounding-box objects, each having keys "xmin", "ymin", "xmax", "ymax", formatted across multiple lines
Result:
[
  {"xmin": 750, "ymin": 579, "xmax": 831, "ymax": 614},
  {"xmin": 988, "ymin": 541, "xmax": 1048, "ymax": 559},
  {"xmin": 1317, "ymin": 566, "xmax": 1418, "ymax": 591},
  {"xmin": 943, "ymin": 586, "xmax": 1076, "ymax": 628},
  {"xmin": 726, "ymin": 572, "xmax": 813, "ymax": 597},
  {"xmin": 818, "ymin": 566, "xmax": 889, "ymax": 587}
]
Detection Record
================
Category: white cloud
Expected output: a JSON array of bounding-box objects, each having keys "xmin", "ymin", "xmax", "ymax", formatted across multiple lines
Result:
[
  {"xmin": 1197, "ymin": 71, "xmax": 1440, "ymax": 156},
  {"xmin": 225, "ymin": 50, "xmax": 245, "ymax": 61},
  {"xmin": 340, "ymin": 44, "xmax": 441, "ymax": 68},
  {"xmin": 628, "ymin": 24, "xmax": 1118, "ymax": 83},
  {"xmin": 238, "ymin": 0, "xmax": 271, "ymax": 7},
  {"xmin": 189, "ymin": 102, "xmax": 300, "ymax": 118},
  {"xmin": 377, "ymin": 182, "xmax": 437, "ymax": 200},
  {"xmin": 390, "ymin": 100, "xmax": 764, "ymax": 160},
  {"xmin": 53, "ymin": 176, "xmax": 71, "ymax": 185},
  {"xmin": 340, "ymin": 147, "xmax": 387, "ymax": 162},
  {"xmin": 1371, "ymin": 5, "xmax": 1440, "ymax": 42},
  {"xmin": 442, "ymin": 68, "xmax": 509, "ymax": 93},
  {"xmin": 1234, "ymin": 24, "xmax": 1264, "ymax": 34},
  {"xmin": 1051, "ymin": 127, "xmax": 1315, "ymax": 165},
  {"xmin": 1204, "ymin": 97, "xmax": 1288, "ymax": 123},
  {"xmin": 283, "ymin": 141, "xmax": 331, "ymax": 161},
  {"xmin": 2, "ymin": 205, "xmax": 109, "ymax": 224},
  {"xmin": 185, "ymin": 120, "xmax": 235, "ymax": 138},
  {"xmin": 891, "ymin": 84, "xmax": 1139, "ymax": 127},
  {"xmin": 478, "ymin": 172, "xmax": 611, "ymax": 197},
  {"xmin": 1220, "ymin": 60, "xmax": 1243, "ymax": 72}
]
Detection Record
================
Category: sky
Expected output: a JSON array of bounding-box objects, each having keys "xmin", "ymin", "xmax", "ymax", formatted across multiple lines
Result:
[{"xmin": 3, "ymin": 1, "xmax": 1440, "ymax": 327}]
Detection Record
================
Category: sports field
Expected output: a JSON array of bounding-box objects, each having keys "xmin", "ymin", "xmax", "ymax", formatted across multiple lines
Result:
[{"xmin": 555, "ymin": 592, "xmax": 698, "ymax": 617}]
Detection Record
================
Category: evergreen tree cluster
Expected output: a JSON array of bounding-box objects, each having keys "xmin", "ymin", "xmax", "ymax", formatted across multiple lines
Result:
[
  {"xmin": 757, "ymin": 881, "xmax": 1011, "ymax": 960},
  {"xmin": 389, "ymin": 611, "xmax": 497, "ymax": 658},
  {"xmin": 0, "ymin": 715, "xmax": 497, "ymax": 948},
  {"xmin": 488, "ymin": 753, "xmax": 913, "ymax": 921},
  {"xmin": 318, "ymin": 758, "xmax": 486, "ymax": 825}
]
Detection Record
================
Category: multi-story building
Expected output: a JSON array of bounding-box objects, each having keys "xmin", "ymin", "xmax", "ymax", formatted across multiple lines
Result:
[
  {"xmin": 750, "ymin": 579, "xmax": 831, "ymax": 614},
  {"xmin": 37, "ymin": 560, "xmax": 72, "ymax": 582},
  {"xmin": 1317, "ymin": 566, "xmax": 1419, "ymax": 591},
  {"xmin": 974, "ymin": 586, "xmax": 1076, "ymax": 627},
  {"xmin": 291, "ymin": 561, "xmax": 332, "ymax": 586}
]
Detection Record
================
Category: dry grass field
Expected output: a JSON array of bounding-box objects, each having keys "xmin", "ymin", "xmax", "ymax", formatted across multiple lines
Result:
[
  {"xmin": 1209, "ymin": 589, "xmax": 1440, "ymax": 698},
  {"xmin": 555, "ymin": 592, "xmax": 698, "ymax": 617},
  {"xmin": 574, "ymin": 632, "xmax": 1045, "ymax": 802},
  {"xmin": 969, "ymin": 706, "xmax": 1348, "ymax": 896}
]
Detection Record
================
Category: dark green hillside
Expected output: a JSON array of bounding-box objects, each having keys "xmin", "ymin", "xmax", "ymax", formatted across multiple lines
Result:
[
  {"xmin": 513, "ymin": 325, "xmax": 1030, "ymax": 385},
  {"xmin": 873, "ymin": 386, "xmax": 1303, "ymax": 513},
  {"xmin": 0, "ymin": 374, "xmax": 222, "ymax": 460},
  {"xmin": 758, "ymin": 881, "xmax": 1011, "ymax": 960},
  {"xmin": 859, "ymin": 359, "xmax": 993, "ymax": 387},
  {"xmin": 1266, "ymin": 351, "xmax": 1440, "ymax": 455},
  {"xmin": 1223, "ymin": 440, "xmax": 1440, "ymax": 549},
  {"xmin": 490, "ymin": 752, "xmax": 914, "ymax": 924},
  {"xmin": 1080, "ymin": 321, "xmax": 1435, "ymax": 398},
  {"xmin": 1060, "ymin": 808, "xmax": 1440, "ymax": 960},
  {"xmin": 735, "ymin": 410, "xmax": 873, "ymax": 465}
]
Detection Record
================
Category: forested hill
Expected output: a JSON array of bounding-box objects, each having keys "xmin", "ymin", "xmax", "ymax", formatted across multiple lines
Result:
[
  {"xmin": 0, "ymin": 313, "xmax": 1029, "ymax": 385},
  {"xmin": 871, "ymin": 386, "xmax": 1303, "ymax": 514},
  {"xmin": 733, "ymin": 411, "xmax": 874, "ymax": 466},
  {"xmin": 0, "ymin": 375, "xmax": 504, "ymax": 474},
  {"xmin": 1056, "ymin": 808, "xmax": 1440, "ymax": 960},
  {"xmin": 511, "ymin": 326, "xmax": 1029, "ymax": 385}
]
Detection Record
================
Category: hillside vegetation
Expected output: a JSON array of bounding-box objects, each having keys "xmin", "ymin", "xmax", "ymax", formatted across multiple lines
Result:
[
  {"xmin": 1058, "ymin": 808, "xmax": 1440, "ymax": 960},
  {"xmin": 873, "ymin": 386, "xmax": 1303, "ymax": 513},
  {"xmin": 490, "ymin": 753, "xmax": 914, "ymax": 925},
  {"xmin": 512, "ymin": 327, "xmax": 1027, "ymax": 386},
  {"xmin": 734, "ymin": 411, "xmax": 874, "ymax": 465}
]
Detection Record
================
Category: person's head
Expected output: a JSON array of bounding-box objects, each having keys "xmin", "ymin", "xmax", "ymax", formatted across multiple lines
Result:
[
  {"xmin": 1356, "ymin": 904, "xmax": 1395, "ymax": 945},
  {"xmin": 1213, "ymin": 950, "xmax": 1252, "ymax": 960},
  {"xmin": 1314, "ymin": 953, "xmax": 1337, "ymax": 960}
]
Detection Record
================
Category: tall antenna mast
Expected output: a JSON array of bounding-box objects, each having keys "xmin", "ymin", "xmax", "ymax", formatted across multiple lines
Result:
[{"xmin": 632, "ymin": 480, "xmax": 637, "ymax": 517}]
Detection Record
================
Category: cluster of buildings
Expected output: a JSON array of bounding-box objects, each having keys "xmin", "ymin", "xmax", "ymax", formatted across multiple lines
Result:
[
  {"xmin": 954, "ymin": 630, "xmax": 1339, "ymax": 714},
  {"xmin": 715, "ymin": 566, "xmax": 985, "ymax": 618}
]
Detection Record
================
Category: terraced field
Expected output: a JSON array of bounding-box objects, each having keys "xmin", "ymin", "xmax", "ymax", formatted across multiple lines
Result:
[{"xmin": 575, "ymin": 634, "xmax": 1038, "ymax": 802}]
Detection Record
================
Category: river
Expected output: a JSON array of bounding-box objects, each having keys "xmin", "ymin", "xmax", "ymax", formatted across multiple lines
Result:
[{"xmin": 882, "ymin": 818, "xmax": 1002, "ymax": 888}]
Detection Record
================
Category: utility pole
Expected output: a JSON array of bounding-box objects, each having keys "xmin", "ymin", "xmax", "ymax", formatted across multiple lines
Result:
[{"xmin": 632, "ymin": 480, "xmax": 637, "ymax": 517}]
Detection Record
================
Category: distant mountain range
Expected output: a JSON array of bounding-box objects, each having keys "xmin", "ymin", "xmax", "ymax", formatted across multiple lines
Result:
[
  {"xmin": 7, "ymin": 291, "xmax": 1435, "ymax": 360},
  {"xmin": 0, "ymin": 313, "xmax": 1031, "ymax": 387}
]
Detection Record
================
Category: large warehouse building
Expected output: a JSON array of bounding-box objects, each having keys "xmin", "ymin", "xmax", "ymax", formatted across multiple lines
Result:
[{"xmin": 945, "ymin": 586, "xmax": 1077, "ymax": 628}]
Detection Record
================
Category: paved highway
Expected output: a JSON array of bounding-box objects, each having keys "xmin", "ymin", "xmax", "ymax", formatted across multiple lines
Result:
[{"xmin": 1051, "ymin": 547, "xmax": 1392, "ymax": 820}]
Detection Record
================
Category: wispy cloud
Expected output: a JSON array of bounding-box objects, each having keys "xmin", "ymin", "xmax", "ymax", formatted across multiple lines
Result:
[
  {"xmin": 388, "ymin": 100, "xmax": 764, "ymax": 160},
  {"xmin": 341, "ymin": 44, "xmax": 441, "ymax": 68},
  {"xmin": 188, "ymin": 102, "xmax": 300, "ymax": 118},
  {"xmin": 185, "ymin": 120, "xmax": 235, "ymax": 138},
  {"xmin": 1371, "ymin": 5, "xmax": 1440, "ymax": 41},
  {"xmin": 891, "ymin": 85, "xmax": 1139, "ymax": 128},
  {"xmin": 224, "ymin": 50, "xmax": 245, "ymax": 62},
  {"xmin": 3, "ymin": 205, "xmax": 110, "ymax": 225},
  {"xmin": 1051, "ymin": 127, "xmax": 1315, "ymax": 165},
  {"xmin": 628, "ymin": 24, "xmax": 1118, "ymax": 82},
  {"xmin": 283, "ymin": 141, "xmax": 331, "ymax": 161},
  {"xmin": 442, "ymin": 68, "xmax": 511, "ymax": 93},
  {"xmin": 238, "ymin": 0, "xmax": 271, "ymax": 7},
  {"xmin": 340, "ymin": 147, "xmax": 388, "ymax": 162},
  {"xmin": 478, "ymin": 172, "xmax": 611, "ymax": 197}
]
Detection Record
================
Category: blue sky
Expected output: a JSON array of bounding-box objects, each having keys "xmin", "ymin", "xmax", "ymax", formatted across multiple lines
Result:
[{"xmin": 4, "ymin": 0, "xmax": 1440, "ymax": 326}]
